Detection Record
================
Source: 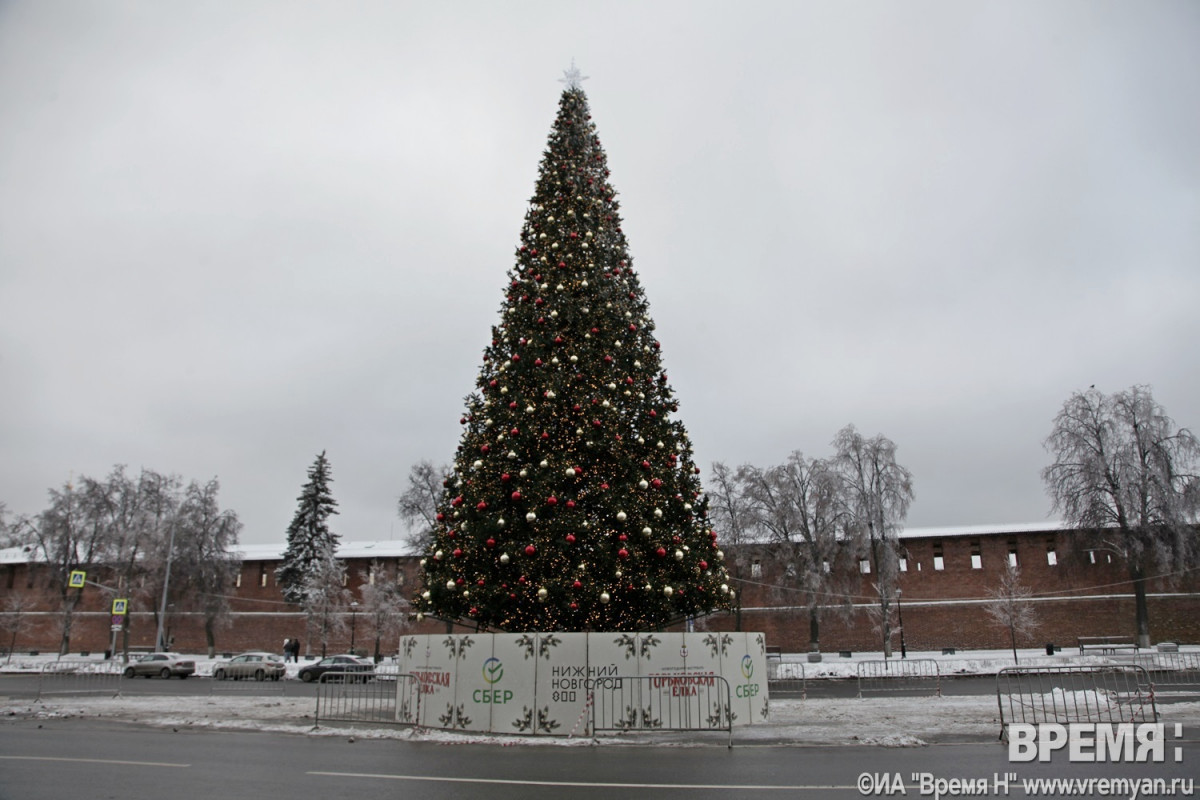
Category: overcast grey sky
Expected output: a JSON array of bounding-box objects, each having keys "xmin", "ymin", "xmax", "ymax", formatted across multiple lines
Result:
[{"xmin": 2, "ymin": 1, "xmax": 1197, "ymax": 547}]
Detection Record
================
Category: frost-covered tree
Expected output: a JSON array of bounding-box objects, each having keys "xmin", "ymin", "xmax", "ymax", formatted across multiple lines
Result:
[
  {"xmin": 833, "ymin": 425, "xmax": 914, "ymax": 658},
  {"xmin": 983, "ymin": 564, "xmax": 1038, "ymax": 664},
  {"xmin": 172, "ymin": 478, "xmax": 242, "ymax": 657},
  {"xmin": 301, "ymin": 543, "xmax": 349, "ymax": 658},
  {"xmin": 740, "ymin": 453, "xmax": 854, "ymax": 652},
  {"xmin": 358, "ymin": 560, "xmax": 410, "ymax": 662},
  {"xmin": 277, "ymin": 451, "xmax": 340, "ymax": 604},
  {"xmin": 415, "ymin": 72, "xmax": 732, "ymax": 631},
  {"xmin": 397, "ymin": 460, "xmax": 450, "ymax": 554},
  {"xmin": 706, "ymin": 461, "xmax": 760, "ymax": 631},
  {"xmin": 25, "ymin": 477, "xmax": 113, "ymax": 655},
  {"xmin": 1042, "ymin": 385, "xmax": 1200, "ymax": 647}
]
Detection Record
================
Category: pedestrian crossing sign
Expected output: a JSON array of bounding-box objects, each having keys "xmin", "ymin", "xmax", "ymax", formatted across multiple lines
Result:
[
  {"xmin": 112, "ymin": 598, "xmax": 128, "ymax": 615},
  {"xmin": 69, "ymin": 570, "xmax": 86, "ymax": 588}
]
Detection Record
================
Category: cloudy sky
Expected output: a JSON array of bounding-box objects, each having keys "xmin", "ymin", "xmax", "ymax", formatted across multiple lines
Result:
[{"xmin": 2, "ymin": 1, "xmax": 1197, "ymax": 547}]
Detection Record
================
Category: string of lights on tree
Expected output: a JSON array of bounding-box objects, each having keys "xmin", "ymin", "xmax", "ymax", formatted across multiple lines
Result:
[{"xmin": 415, "ymin": 68, "xmax": 734, "ymax": 632}]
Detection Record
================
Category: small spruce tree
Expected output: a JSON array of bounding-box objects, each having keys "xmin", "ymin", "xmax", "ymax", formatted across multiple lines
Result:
[
  {"xmin": 415, "ymin": 69, "xmax": 733, "ymax": 632},
  {"xmin": 277, "ymin": 451, "xmax": 340, "ymax": 604}
]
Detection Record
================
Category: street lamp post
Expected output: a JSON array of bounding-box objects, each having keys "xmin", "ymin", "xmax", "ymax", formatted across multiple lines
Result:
[
  {"xmin": 896, "ymin": 588, "xmax": 907, "ymax": 659},
  {"xmin": 349, "ymin": 601, "xmax": 359, "ymax": 655}
]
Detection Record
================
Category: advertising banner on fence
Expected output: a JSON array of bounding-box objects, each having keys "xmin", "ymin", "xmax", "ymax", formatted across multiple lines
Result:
[{"xmin": 395, "ymin": 631, "xmax": 768, "ymax": 735}]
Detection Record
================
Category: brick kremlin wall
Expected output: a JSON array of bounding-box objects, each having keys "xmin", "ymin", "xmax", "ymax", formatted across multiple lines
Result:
[{"xmin": 3, "ymin": 526, "xmax": 1197, "ymax": 657}]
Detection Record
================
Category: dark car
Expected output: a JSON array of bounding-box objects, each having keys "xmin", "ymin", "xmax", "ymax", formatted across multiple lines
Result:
[
  {"xmin": 122, "ymin": 652, "xmax": 196, "ymax": 679},
  {"xmin": 298, "ymin": 655, "xmax": 374, "ymax": 683}
]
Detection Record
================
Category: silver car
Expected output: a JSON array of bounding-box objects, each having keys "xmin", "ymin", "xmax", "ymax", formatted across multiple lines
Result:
[
  {"xmin": 213, "ymin": 651, "xmax": 286, "ymax": 681},
  {"xmin": 122, "ymin": 652, "xmax": 196, "ymax": 679}
]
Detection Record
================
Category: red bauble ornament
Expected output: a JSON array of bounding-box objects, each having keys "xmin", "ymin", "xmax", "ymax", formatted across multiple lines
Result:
[
  {"xmin": 541, "ymin": 432, "xmax": 550, "ymax": 439},
  {"xmin": 510, "ymin": 427, "xmax": 519, "ymax": 436},
  {"xmin": 570, "ymin": 602, "xmax": 578, "ymax": 610},
  {"xmin": 642, "ymin": 461, "xmax": 651, "ymax": 470},
  {"xmin": 593, "ymin": 419, "xmax": 602, "ymax": 427},
  {"xmin": 524, "ymin": 545, "xmax": 536, "ymax": 556},
  {"xmin": 511, "ymin": 354, "xmax": 520, "ymax": 361},
  {"xmin": 566, "ymin": 500, "xmax": 575, "ymax": 509},
  {"xmin": 511, "ymin": 491, "xmax": 522, "ymax": 501},
  {"xmin": 501, "ymin": 473, "xmax": 511, "ymax": 482},
  {"xmin": 534, "ymin": 358, "xmax": 543, "ymax": 367},
  {"xmin": 656, "ymin": 547, "xmax": 667, "ymax": 558},
  {"xmin": 509, "ymin": 401, "xmax": 518, "ymax": 409},
  {"xmin": 476, "ymin": 501, "xmax": 488, "ymax": 510},
  {"xmin": 618, "ymin": 548, "xmax": 629, "ymax": 559},
  {"xmin": 489, "ymin": 379, "xmax": 498, "ymax": 388},
  {"xmin": 470, "ymin": 607, "xmax": 478, "ymax": 615},
  {"xmin": 699, "ymin": 560, "xmax": 708, "ymax": 570},
  {"xmin": 459, "ymin": 417, "xmax": 467, "ymax": 425},
  {"xmin": 436, "ymin": 513, "xmax": 445, "ymax": 522},
  {"xmin": 573, "ymin": 404, "xmax": 582, "ymax": 412},
  {"xmin": 518, "ymin": 576, "xmax": 527, "ymax": 584},
  {"xmin": 452, "ymin": 548, "xmax": 463, "ymax": 558},
  {"xmin": 452, "ymin": 496, "xmax": 463, "ymax": 507},
  {"xmin": 565, "ymin": 533, "xmax": 576, "ymax": 544},
  {"xmin": 486, "ymin": 538, "xmax": 496, "ymax": 548},
  {"xmin": 554, "ymin": 336, "xmax": 564, "ymax": 344},
  {"xmin": 604, "ymin": 355, "xmax": 613, "ymax": 363},
  {"xmin": 477, "ymin": 578, "xmax": 485, "ymax": 586},
  {"xmin": 618, "ymin": 534, "xmax": 627, "ymax": 542},
  {"xmin": 546, "ymin": 496, "xmax": 557, "ymax": 506},
  {"xmin": 456, "ymin": 578, "xmax": 464, "ymax": 585},
  {"xmin": 651, "ymin": 479, "xmax": 662, "ymax": 488},
  {"xmin": 601, "ymin": 483, "xmax": 610, "ymax": 490},
  {"xmin": 480, "ymin": 444, "xmax": 490, "ymax": 454},
  {"xmin": 573, "ymin": 580, "xmax": 582, "ymax": 589}
]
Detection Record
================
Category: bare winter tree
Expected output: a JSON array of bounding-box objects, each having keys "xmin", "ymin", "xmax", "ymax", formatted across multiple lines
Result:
[
  {"xmin": 738, "ymin": 453, "xmax": 854, "ymax": 653},
  {"xmin": 358, "ymin": 560, "xmax": 410, "ymax": 662},
  {"xmin": 301, "ymin": 543, "xmax": 350, "ymax": 658},
  {"xmin": 1042, "ymin": 385, "xmax": 1200, "ymax": 647},
  {"xmin": 172, "ymin": 478, "xmax": 242, "ymax": 657},
  {"xmin": 983, "ymin": 564, "xmax": 1039, "ymax": 664},
  {"xmin": 25, "ymin": 476, "xmax": 116, "ymax": 655},
  {"xmin": 706, "ymin": 461, "xmax": 760, "ymax": 631},
  {"xmin": 833, "ymin": 425, "xmax": 915, "ymax": 658},
  {"xmin": 397, "ymin": 460, "xmax": 450, "ymax": 553},
  {"xmin": 1, "ymin": 595, "xmax": 35, "ymax": 665}
]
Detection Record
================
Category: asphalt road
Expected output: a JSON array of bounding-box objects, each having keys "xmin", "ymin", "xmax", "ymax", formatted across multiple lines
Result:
[{"xmin": 1, "ymin": 719, "xmax": 1196, "ymax": 800}]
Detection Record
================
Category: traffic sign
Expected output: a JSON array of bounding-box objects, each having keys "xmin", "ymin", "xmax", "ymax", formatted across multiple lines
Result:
[
  {"xmin": 112, "ymin": 598, "xmax": 128, "ymax": 615},
  {"xmin": 111, "ymin": 615, "xmax": 124, "ymax": 627},
  {"xmin": 68, "ymin": 570, "xmax": 86, "ymax": 588}
]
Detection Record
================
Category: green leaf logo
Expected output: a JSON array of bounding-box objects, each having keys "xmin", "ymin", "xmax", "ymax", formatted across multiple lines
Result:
[
  {"xmin": 740, "ymin": 654, "xmax": 754, "ymax": 680},
  {"xmin": 483, "ymin": 657, "xmax": 504, "ymax": 685}
]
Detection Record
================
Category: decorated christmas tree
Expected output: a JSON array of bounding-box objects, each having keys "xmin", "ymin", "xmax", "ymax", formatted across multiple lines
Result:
[{"xmin": 415, "ymin": 66, "xmax": 733, "ymax": 632}]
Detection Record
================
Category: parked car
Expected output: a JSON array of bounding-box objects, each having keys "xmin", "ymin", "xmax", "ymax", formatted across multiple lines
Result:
[
  {"xmin": 297, "ymin": 655, "xmax": 375, "ymax": 683},
  {"xmin": 213, "ymin": 651, "xmax": 286, "ymax": 681},
  {"xmin": 122, "ymin": 652, "xmax": 196, "ymax": 679}
]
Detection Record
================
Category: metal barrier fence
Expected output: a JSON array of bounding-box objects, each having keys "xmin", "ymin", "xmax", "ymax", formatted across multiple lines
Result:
[
  {"xmin": 313, "ymin": 670, "xmax": 418, "ymax": 728},
  {"xmin": 767, "ymin": 660, "xmax": 807, "ymax": 699},
  {"xmin": 36, "ymin": 659, "xmax": 123, "ymax": 700},
  {"xmin": 1128, "ymin": 652, "xmax": 1200, "ymax": 693},
  {"xmin": 589, "ymin": 675, "xmax": 734, "ymax": 747},
  {"xmin": 996, "ymin": 665, "xmax": 1157, "ymax": 739},
  {"xmin": 856, "ymin": 659, "xmax": 941, "ymax": 698}
]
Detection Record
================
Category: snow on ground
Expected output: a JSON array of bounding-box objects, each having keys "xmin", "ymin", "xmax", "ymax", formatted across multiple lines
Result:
[{"xmin": 3, "ymin": 648, "xmax": 1198, "ymax": 747}]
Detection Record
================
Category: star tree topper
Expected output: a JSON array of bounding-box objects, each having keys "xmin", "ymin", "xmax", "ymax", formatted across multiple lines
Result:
[{"xmin": 559, "ymin": 59, "xmax": 589, "ymax": 91}]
